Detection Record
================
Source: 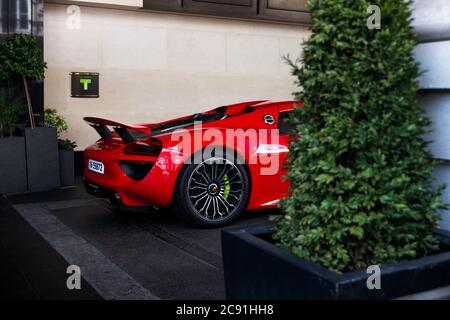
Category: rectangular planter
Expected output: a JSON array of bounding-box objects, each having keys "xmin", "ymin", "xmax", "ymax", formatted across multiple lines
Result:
[
  {"xmin": 0, "ymin": 137, "xmax": 28, "ymax": 194},
  {"xmin": 222, "ymin": 223, "xmax": 450, "ymax": 300},
  {"xmin": 59, "ymin": 150, "xmax": 75, "ymax": 187},
  {"xmin": 25, "ymin": 127, "xmax": 60, "ymax": 192}
]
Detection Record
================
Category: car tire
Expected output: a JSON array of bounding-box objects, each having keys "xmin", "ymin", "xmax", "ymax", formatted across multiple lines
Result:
[{"xmin": 173, "ymin": 149, "xmax": 250, "ymax": 227}]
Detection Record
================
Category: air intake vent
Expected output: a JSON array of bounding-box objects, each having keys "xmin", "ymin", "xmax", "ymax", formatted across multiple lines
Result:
[{"xmin": 119, "ymin": 161, "xmax": 155, "ymax": 180}]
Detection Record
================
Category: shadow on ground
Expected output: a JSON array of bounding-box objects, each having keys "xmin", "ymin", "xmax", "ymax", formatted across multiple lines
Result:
[{"xmin": 4, "ymin": 177, "xmax": 281, "ymax": 299}]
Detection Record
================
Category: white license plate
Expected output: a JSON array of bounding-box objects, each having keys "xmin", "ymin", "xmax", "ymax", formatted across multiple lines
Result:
[{"xmin": 88, "ymin": 159, "xmax": 104, "ymax": 174}]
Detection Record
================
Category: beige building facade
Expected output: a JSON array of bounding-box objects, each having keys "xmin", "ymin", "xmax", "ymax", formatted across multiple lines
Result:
[{"xmin": 44, "ymin": 1, "xmax": 311, "ymax": 149}]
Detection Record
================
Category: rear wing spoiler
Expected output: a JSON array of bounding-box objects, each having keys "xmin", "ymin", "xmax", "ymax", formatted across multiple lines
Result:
[{"xmin": 84, "ymin": 117, "xmax": 151, "ymax": 143}]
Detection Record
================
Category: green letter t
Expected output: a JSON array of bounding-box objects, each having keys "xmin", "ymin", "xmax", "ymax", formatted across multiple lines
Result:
[{"xmin": 80, "ymin": 78, "xmax": 92, "ymax": 91}]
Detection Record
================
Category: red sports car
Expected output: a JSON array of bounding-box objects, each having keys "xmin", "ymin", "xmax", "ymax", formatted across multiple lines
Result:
[{"xmin": 83, "ymin": 100, "xmax": 299, "ymax": 226}]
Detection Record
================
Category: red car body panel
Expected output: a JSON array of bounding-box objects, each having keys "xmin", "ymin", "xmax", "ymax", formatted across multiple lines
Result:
[{"xmin": 83, "ymin": 100, "xmax": 301, "ymax": 211}]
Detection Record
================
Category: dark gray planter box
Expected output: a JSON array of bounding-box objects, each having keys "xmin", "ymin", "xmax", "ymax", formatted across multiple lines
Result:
[
  {"xmin": 59, "ymin": 150, "xmax": 75, "ymax": 187},
  {"xmin": 222, "ymin": 223, "xmax": 450, "ymax": 300},
  {"xmin": 25, "ymin": 127, "xmax": 60, "ymax": 192},
  {"xmin": 0, "ymin": 137, "xmax": 27, "ymax": 194}
]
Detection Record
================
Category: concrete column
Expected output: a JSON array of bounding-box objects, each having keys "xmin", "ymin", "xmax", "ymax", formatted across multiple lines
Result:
[{"xmin": 412, "ymin": 0, "xmax": 450, "ymax": 230}]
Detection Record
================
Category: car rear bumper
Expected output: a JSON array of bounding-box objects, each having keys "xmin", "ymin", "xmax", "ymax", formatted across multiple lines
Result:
[{"xmin": 83, "ymin": 178, "xmax": 160, "ymax": 213}]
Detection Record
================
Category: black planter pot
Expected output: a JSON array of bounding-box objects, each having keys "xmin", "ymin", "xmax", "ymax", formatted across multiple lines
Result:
[
  {"xmin": 0, "ymin": 128, "xmax": 59, "ymax": 194},
  {"xmin": 222, "ymin": 223, "xmax": 450, "ymax": 300},
  {"xmin": 59, "ymin": 150, "xmax": 75, "ymax": 187},
  {"xmin": 0, "ymin": 137, "xmax": 27, "ymax": 193},
  {"xmin": 25, "ymin": 127, "xmax": 60, "ymax": 192}
]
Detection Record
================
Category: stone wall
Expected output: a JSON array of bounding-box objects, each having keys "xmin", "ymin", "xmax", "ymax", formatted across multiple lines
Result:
[{"xmin": 44, "ymin": 2, "xmax": 310, "ymax": 149}]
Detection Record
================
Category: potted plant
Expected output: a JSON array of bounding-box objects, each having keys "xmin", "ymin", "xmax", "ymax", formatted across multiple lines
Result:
[
  {"xmin": 222, "ymin": 0, "xmax": 450, "ymax": 299},
  {"xmin": 0, "ymin": 96, "xmax": 28, "ymax": 193},
  {"xmin": 44, "ymin": 108, "xmax": 77, "ymax": 187},
  {"xmin": 0, "ymin": 34, "xmax": 59, "ymax": 192}
]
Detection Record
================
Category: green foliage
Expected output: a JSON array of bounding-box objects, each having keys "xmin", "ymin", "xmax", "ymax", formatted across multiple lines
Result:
[
  {"xmin": 274, "ymin": 0, "xmax": 447, "ymax": 273},
  {"xmin": 44, "ymin": 108, "xmax": 77, "ymax": 151},
  {"xmin": 0, "ymin": 96, "xmax": 26, "ymax": 137},
  {"xmin": 44, "ymin": 108, "xmax": 68, "ymax": 136},
  {"xmin": 0, "ymin": 33, "xmax": 47, "ymax": 80},
  {"xmin": 58, "ymin": 139, "xmax": 77, "ymax": 151}
]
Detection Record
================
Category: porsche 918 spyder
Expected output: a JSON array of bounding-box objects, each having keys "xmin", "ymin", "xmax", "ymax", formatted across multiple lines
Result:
[{"xmin": 83, "ymin": 100, "xmax": 300, "ymax": 227}]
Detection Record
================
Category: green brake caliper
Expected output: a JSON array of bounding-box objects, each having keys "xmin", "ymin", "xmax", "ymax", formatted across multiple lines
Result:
[{"xmin": 223, "ymin": 174, "xmax": 231, "ymax": 201}]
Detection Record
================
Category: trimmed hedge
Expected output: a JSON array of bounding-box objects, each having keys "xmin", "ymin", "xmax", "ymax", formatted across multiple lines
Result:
[{"xmin": 274, "ymin": 0, "xmax": 446, "ymax": 273}]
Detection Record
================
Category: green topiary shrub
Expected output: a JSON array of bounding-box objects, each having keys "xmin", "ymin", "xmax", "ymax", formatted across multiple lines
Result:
[{"xmin": 274, "ymin": 0, "xmax": 447, "ymax": 273}]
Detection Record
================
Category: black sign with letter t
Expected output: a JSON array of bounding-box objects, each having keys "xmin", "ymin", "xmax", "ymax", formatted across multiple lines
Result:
[{"xmin": 71, "ymin": 72, "xmax": 99, "ymax": 98}]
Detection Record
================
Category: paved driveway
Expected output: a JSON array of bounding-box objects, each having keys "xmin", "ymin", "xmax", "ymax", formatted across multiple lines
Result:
[{"xmin": 8, "ymin": 178, "xmax": 277, "ymax": 300}]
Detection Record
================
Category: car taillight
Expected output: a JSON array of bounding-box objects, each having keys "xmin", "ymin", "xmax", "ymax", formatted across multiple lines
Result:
[{"xmin": 124, "ymin": 138, "xmax": 162, "ymax": 156}]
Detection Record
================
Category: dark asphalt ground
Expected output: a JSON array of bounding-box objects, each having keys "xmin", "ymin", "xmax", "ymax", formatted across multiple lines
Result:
[
  {"xmin": 2, "ymin": 177, "xmax": 277, "ymax": 300},
  {"xmin": 3, "ymin": 178, "xmax": 450, "ymax": 300},
  {"xmin": 0, "ymin": 195, "xmax": 100, "ymax": 299}
]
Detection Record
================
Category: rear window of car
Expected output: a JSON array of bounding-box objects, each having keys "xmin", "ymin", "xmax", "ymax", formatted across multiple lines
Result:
[{"xmin": 151, "ymin": 107, "xmax": 227, "ymax": 135}]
